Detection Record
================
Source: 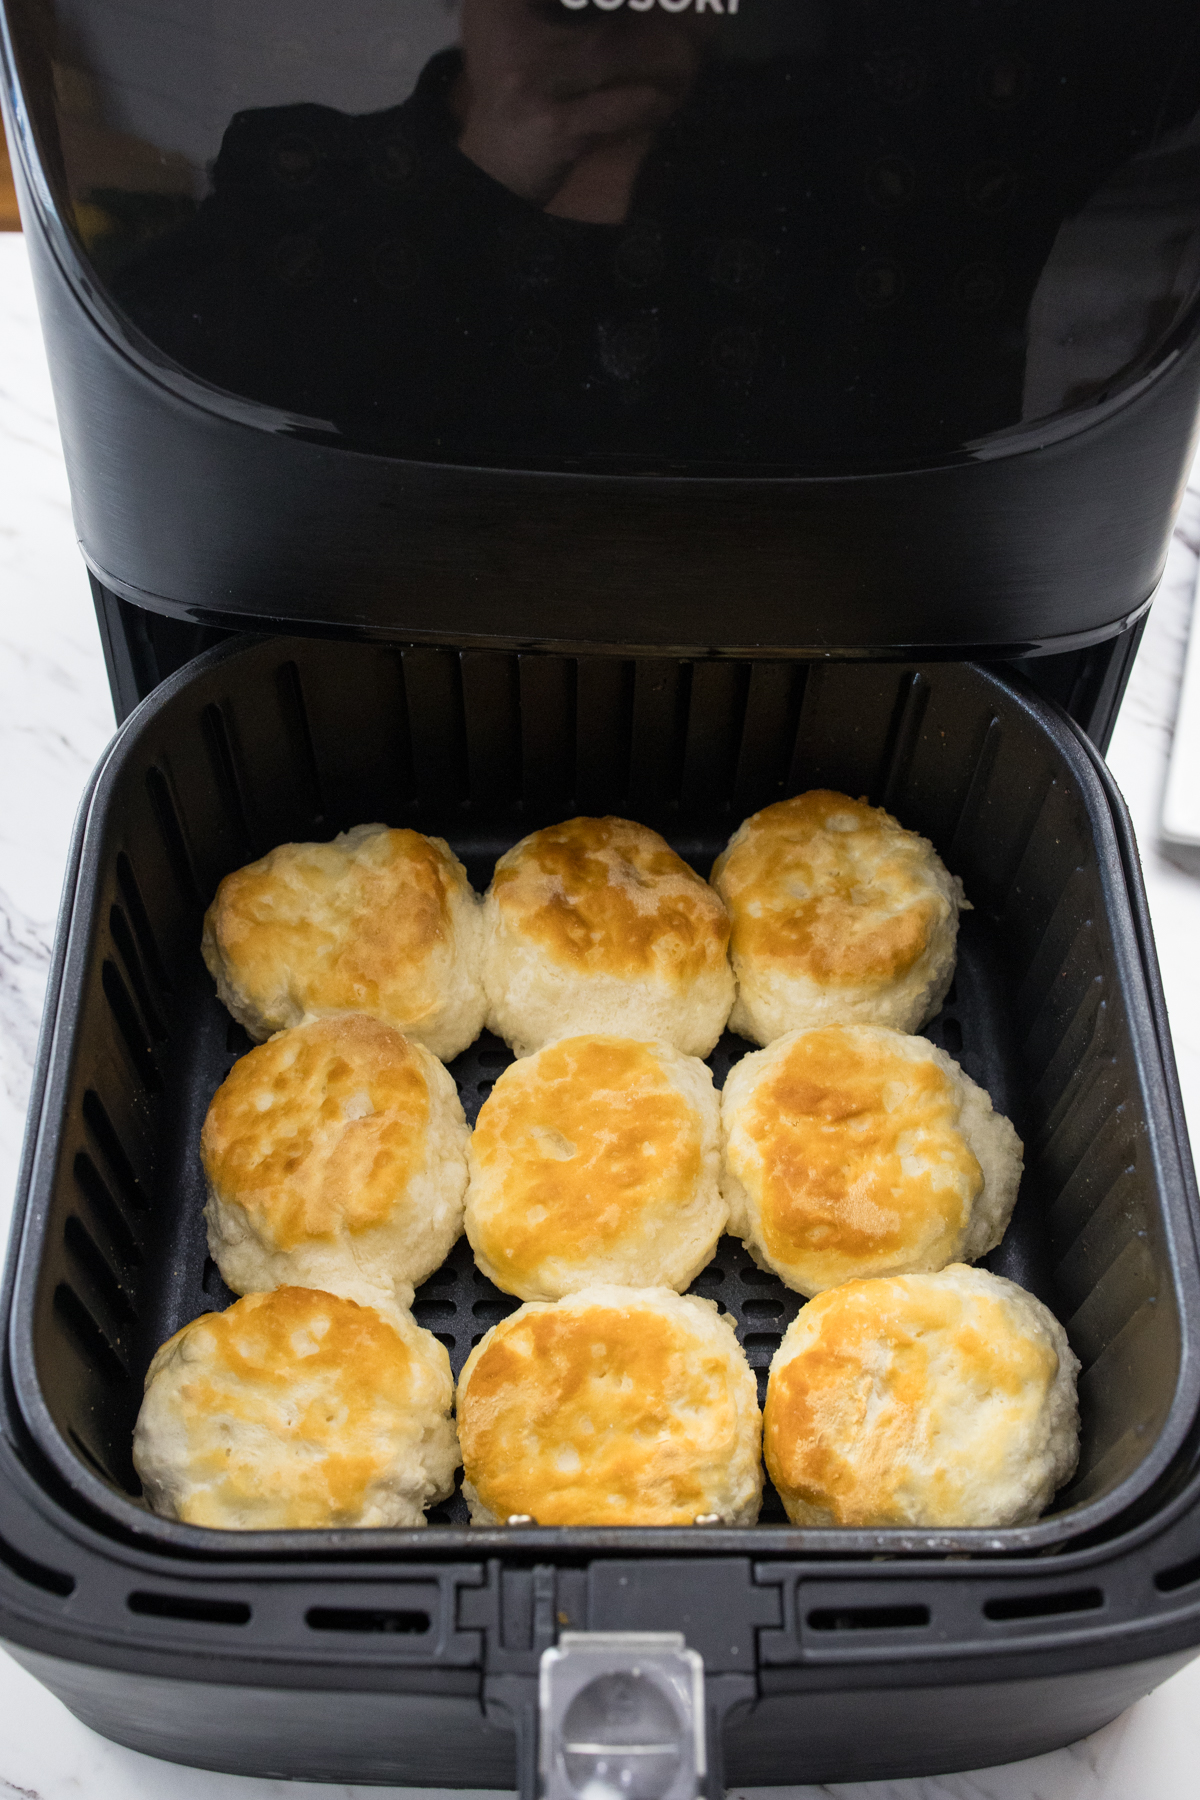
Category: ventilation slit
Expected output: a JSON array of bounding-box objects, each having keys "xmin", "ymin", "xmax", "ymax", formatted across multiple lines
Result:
[
  {"xmin": 1156, "ymin": 1555, "xmax": 1200, "ymax": 1594},
  {"xmin": 879, "ymin": 671, "xmax": 931, "ymax": 811},
  {"xmin": 128, "ymin": 1592, "xmax": 251, "ymax": 1625},
  {"xmin": 115, "ymin": 852, "xmax": 172, "ymax": 994},
  {"xmin": 102, "ymin": 961, "xmax": 162, "ymax": 1092},
  {"xmin": 276, "ymin": 660, "xmax": 325, "ymax": 824},
  {"xmin": 68, "ymin": 1426, "xmax": 123, "ymax": 1487},
  {"xmin": 460, "ymin": 651, "xmax": 521, "ymax": 808},
  {"xmin": 109, "ymin": 905, "xmax": 167, "ymax": 1042},
  {"xmin": 64, "ymin": 1215, "xmax": 138, "ymax": 1327},
  {"xmin": 575, "ymin": 657, "xmax": 635, "ymax": 810},
  {"xmin": 413, "ymin": 1298, "xmax": 457, "ymax": 1325},
  {"xmin": 202, "ymin": 703, "xmax": 255, "ymax": 859},
  {"xmin": 82, "ymin": 1090, "xmax": 151, "ymax": 1212},
  {"xmin": 732, "ymin": 661, "xmax": 806, "ymax": 814},
  {"xmin": 808, "ymin": 1605, "xmax": 930, "ymax": 1632},
  {"xmin": 947, "ymin": 715, "xmax": 1002, "ymax": 866},
  {"xmin": 145, "ymin": 765, "xmax": 199, "ymax": 902},
  {"xmin": 0, "ymin": 1529, "xmax": 75, "ymax": 1598},
  {"xmin": 983, "ymin": 1588, "xmax": 1103, "ymax": 1622},
  {"xmin": 787, "ymin": 662, "xmax": 824, "ymax": 793},
  {"xmin": 306, "ymin": 1607, "xmax": 431, "ymax": 1634},
  {"xmin": 680, "ymin": 661, "xmax": 752, "ymax": 815},
  {"xmin": 518, "ymin": 655, "xmax": 576, "ymax": 809},
  {"xmin": 73, "ymin": 1152, "xmax": 141, "ymax": 1265},
  {"xmin": 671, "ymin": 661, "xmax": 694, "ymax": 805},
  {"xmin": 473, "ymin": 1298, "xmax": 518, "ymax": 1324},
  {"xmin": 52, "ymin": 1283, "xmax": 129, "ymax": 1383}
]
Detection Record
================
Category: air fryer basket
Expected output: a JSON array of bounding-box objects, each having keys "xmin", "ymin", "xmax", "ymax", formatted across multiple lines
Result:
[{"xmin": 4, "ymin": 635, "xmax": 1200, "ymax": 1789}]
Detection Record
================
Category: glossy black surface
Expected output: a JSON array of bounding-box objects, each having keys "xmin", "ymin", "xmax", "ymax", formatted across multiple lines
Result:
[
  {"xmin": 5, "ymin": 3, "xmax": 1200, "ymax": 654},
  {"xmin": 9, "ymin": 0, "xmax": 1200, "ymax": 472}
]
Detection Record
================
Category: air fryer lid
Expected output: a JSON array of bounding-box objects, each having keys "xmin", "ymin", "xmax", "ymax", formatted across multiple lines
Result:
[{"xmin": 11, "ymin": 0, "xmax": 1200, "ymax": 472}]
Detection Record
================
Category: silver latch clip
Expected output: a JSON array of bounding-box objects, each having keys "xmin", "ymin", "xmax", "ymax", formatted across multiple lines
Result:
[{"xmin": 538, "ymin": 1631, "xmax": 706, "ymax": 1800}]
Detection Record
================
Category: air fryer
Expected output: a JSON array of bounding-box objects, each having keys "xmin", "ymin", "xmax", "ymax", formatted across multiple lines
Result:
[{"xmin": 4, "ymin": 4, "xmax": 1200, "ymax": 1795}]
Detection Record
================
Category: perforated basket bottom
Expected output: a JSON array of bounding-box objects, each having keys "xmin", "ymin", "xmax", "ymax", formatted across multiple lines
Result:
[{"xmin": 189, "ymin": 913, "xmax": 1015, "ymax": 1528}]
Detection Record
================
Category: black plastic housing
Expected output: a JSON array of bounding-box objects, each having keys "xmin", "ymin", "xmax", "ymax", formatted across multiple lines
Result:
[
  {"xmin": 4, "ymin": 20, "xmax": 1200, "ymax": 663},
  {"xmin": 3, "ymin": 637, "xmax": 1200, "ymax": 1788}
]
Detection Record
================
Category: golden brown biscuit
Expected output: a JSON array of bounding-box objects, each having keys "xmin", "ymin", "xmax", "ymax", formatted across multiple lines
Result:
[
  {"xmin": 711, "ymin": 792, "xmax": 965, "ymax": 1043},
  {"xmin": 457, "ymin": 1287, "xmax": 762, "ymax": 1526},
  {"xmin": 764, "ymin": 1266, "xmax": 1079, "ymax": 1530},
  {"xmin": 720, "ymin": 1025, "xmax": 1022, "ymax": 1296},
  {"xmin": 482, "ymin": 816, "xmax": 734, "ymax": 1058},
  {"xmin": 133, "ymin": 1287, "xmax": 459, "ymax": 1529},
  {"xmin": 202, "ymin": 1015, "xmax": 467, "ymax": 1308},
  {"xmin": 465, "ymin": 1035, "xmax": 724, "ymax": 1300},
  {"xmin": 202, "ymin": 823, "xmax": 486, "ymax": 1060}
]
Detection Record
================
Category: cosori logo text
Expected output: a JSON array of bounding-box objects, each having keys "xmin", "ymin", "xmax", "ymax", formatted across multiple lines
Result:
[{"xmin": 560, "ymin": 1, "xmax": 742, "ymax": 13}]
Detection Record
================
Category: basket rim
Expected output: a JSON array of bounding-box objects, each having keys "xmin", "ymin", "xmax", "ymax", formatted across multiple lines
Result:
[{"xmin": 6, "ymin": 637, "xmax": 1200, "ymax": 1566}]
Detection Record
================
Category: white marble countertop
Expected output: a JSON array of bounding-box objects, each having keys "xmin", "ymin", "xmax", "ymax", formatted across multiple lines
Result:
[{"xmin": 2, "ymin": 229, "xmax": 1200, "ymax": 1799}]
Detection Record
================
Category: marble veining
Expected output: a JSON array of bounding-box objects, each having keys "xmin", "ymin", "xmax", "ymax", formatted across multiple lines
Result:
[{"xmin": 1, "ymin": 228, "xmax": 1200, "ymax": 1796}]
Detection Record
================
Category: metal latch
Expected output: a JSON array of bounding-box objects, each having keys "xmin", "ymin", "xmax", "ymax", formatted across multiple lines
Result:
[{"xmin": 538, "ymin": 1632, "xmax": 706, "ymax": 1800}]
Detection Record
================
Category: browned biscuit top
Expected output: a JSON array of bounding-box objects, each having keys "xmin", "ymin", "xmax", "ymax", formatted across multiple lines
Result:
[
  {"xmin": 712, "ymin": 792, "xmax": 947, "ymax": 986},
  {"xmin": 201, "ymin": 1015, "xmax": 429, "ymax": 1249},
  {"xmin": 459, "ymin": 1296, "xmax": 749, "ymax": 1526},
  {"xmin": 764, "ymin": 1274, "xmax": 1058, "ymax": 1528},
  {"xmin": 468, "ymin": 1037, "xmax": 703, "ymax": 1290},
  {"xmin": 490, "ymin": 816, "xmax": 729, "ymax": 983},
  {"xmin": 735, "ymin": 1027, "xmax": 981, "ymax": 1288},
  {"xmin": 149, "ymin": 1287, "xmax": 423, "ymax": 1530},
  {"xmin": 206, "ymin": 827, "xmax": 466, "ymax": 1025}
]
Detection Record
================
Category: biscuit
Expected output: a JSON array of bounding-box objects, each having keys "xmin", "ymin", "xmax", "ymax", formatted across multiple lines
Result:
[
  {"xmin": 202, "ymin": 823, "xmax": 486, "ymax": 1061},
  {"xmin": 457, "ymin": 1287, "xmax": 762, "ymax": 1526},
  {"xmin": 764, "ymin": 1266, "xmax": 1080, "ymax": 1529},
  {"xmin": 711, "ymin": 792, "xmax": 965, "ymax": 1043},
  {"xmin": 133, "ymin": 1286, "xmax": 459, "ymax": 1529},
  {"xmin": 482, "ymin": 817, "xmax": 734, "ymax": 1058},
  {"xmin": 466, "ymin": 1036, "xmax": 724, "ymax": 1300},
  {"xmin": 201, "ymin": 1015, "xmax": 468, "ymax": 1308},
  {"xmin": 721, "ymin": 1025, "xmax": 1022, "ymax": 1295}
]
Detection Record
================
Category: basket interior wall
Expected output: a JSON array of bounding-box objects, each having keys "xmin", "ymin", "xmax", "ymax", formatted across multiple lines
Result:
[{"xmin": 25, "ymin": 642, "xmax": 1186, "ymax": 1530}]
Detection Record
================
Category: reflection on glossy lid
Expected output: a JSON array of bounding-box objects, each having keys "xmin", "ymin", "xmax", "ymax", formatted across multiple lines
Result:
[{"xmin": 10, "ymin": 0, "xmax": 1200, "ymax": 472}]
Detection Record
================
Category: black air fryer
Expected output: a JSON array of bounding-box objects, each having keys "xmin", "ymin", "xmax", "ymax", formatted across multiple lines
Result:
[{"xmin": 4, "ymin": 3, "xmax": 1200, "ymax": 1793}]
